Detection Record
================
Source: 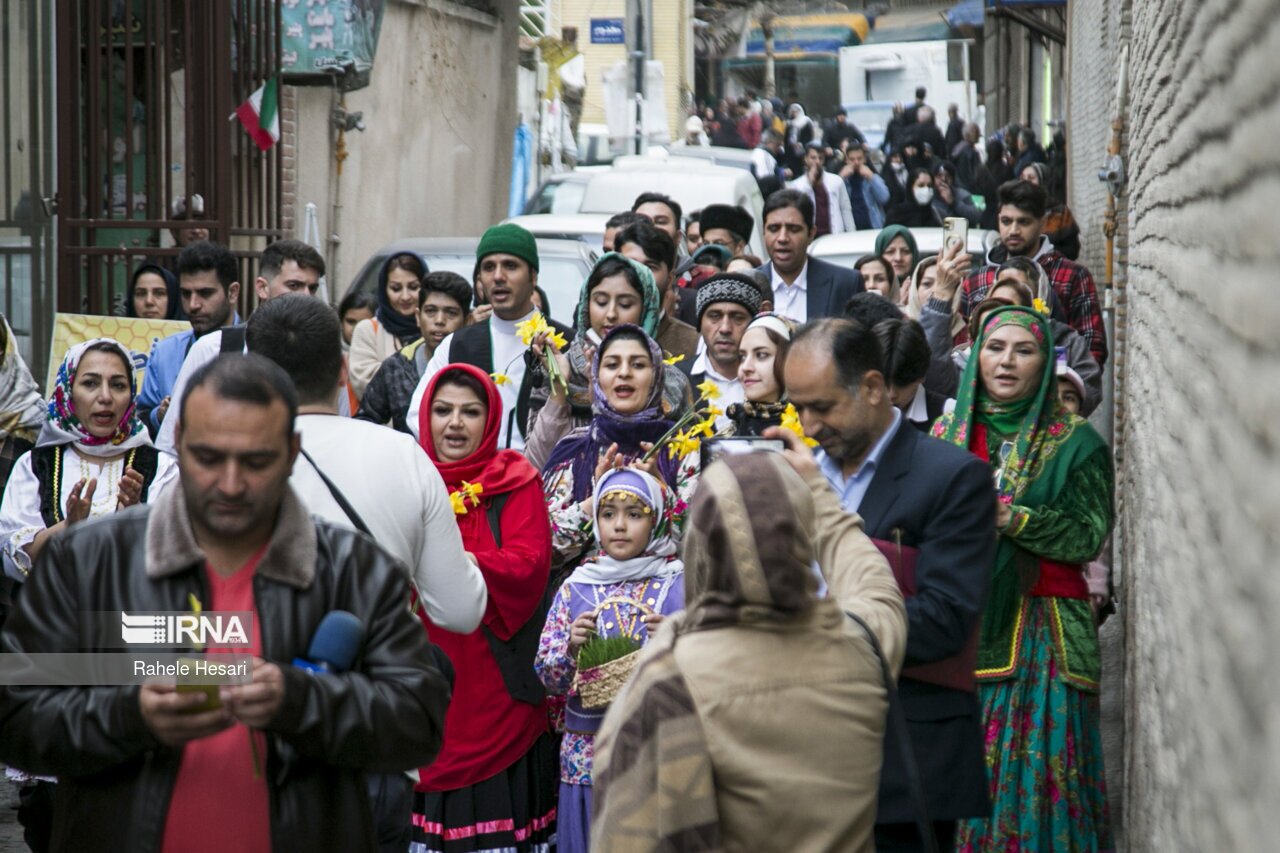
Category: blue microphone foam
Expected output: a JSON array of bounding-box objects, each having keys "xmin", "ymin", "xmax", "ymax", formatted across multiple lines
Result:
[{"xmin": 306, "ymin": 611, "xmax": 365, "ymax": 673}]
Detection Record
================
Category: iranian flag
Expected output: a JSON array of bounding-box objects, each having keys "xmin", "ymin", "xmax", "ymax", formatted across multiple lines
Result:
[{"xmin": 235, "ymin": 78, "xmax": 279, "ymax": 151}]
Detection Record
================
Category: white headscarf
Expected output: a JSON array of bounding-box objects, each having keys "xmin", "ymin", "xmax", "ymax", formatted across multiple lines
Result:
[
  {"xmin": 36, "ymin": 338, "xmax": 153, "ymax": 458},
  {"xmin": 0, "ymin": 316, "xmax": 46, "ymax": 444},
  {"xmin": 566, "ymin": 468, "xmax": 684, "ymax": 585}
]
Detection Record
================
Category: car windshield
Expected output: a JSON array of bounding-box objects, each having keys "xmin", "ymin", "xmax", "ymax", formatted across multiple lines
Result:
[{"xmin": 525, "ymin": 180, "xmax": 588, "ymax": 216}]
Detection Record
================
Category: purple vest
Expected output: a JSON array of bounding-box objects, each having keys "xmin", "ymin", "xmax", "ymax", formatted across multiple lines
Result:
[{"xmin": 564, "ymin": 574, "xmax": 684, "ymax": 735}]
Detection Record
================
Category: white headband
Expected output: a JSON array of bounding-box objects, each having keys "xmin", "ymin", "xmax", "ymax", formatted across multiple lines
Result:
[{"xmin": 746, "ymin": 314, "xmax": 793, "ymax": 341}]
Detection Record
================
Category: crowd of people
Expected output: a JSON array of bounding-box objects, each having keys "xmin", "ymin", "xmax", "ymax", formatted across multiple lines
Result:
[
  {"xmin": 685, "ymin": 89, "xmax": 1077, "ymax": 253},
  {"xmin": 0, "ymin": 138, "xmax": 1114, "ymax": 851}
]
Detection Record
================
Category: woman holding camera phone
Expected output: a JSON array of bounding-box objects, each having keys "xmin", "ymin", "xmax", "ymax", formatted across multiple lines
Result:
[{"xmin": 724, "ymin": 313, "xmax": 796, "ymax": 437}]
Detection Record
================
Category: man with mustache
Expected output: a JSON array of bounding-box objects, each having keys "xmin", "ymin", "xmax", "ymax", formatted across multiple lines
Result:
[
  {"xmin": 688, "ymin": 274, "xmax": 762, "ymax": 424},
  {"xmin": 406, "ymin": 224, "xmax": 573, "ymax": 452},
  {"xmin": 0, "ymin": 354, "xmax": 449, "ymax": 852}
]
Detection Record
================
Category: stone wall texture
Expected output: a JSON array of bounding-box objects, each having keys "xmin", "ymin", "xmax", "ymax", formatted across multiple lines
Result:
[{"xmin": 1068, "ymin": 0, "xmax": 1280, "ymax": 848}]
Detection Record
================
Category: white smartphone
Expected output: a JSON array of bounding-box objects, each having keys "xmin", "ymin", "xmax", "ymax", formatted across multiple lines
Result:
[{"xmin": 943, "ymin": 217, "xmax": 969, "ymax": 253}]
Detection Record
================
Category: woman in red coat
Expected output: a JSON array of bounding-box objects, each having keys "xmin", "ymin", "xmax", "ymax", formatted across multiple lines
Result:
[{"xmin": 413, "ymin": 363, "xmax": 557, "ymax": 853}]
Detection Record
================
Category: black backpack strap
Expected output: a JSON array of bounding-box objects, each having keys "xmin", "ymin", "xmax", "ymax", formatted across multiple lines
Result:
[
  {"xmin": 219, "ymin": 325, "xmax": 247, "ymax": 354},
  {"xmin": 844, "ymin": 609, "xmax": 940, "ymax": 853},
  {"xmin": 480, "ymin": 492, "xmax": 550, "ymax": 705},
  {"xmin": 298, "ymin": 447, "xmax": 373, "ymax": 536}
]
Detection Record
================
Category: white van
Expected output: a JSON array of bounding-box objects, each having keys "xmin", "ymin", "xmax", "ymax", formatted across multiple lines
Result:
[
  {"xmin": 839, "ymin": 40, "xmax": 981, "ymax": 126},
  {"xmin": 578, "ymin": 162, "xmax": 766, "ymax": 254}
]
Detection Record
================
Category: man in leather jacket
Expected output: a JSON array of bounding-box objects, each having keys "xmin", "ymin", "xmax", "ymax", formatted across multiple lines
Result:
[{"xmin": 0, "ymin": 354, "xmax": 450, "ymax": 853}]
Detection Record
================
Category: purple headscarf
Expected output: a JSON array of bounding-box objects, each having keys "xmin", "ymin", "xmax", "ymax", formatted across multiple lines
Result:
[{"xmin": 542, "ymin": 324, "xmax": 678, "ymax": 500}]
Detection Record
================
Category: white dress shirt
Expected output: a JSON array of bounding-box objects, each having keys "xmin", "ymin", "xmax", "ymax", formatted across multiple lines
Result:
[
  {"xmin": 816, "ymin": 408, "xmax": 904, "ymax": 513},
  {"xmin": 770, "ymin": 259, "xmax": 810, "ymax": 324},
  {"xmin": 406, "ymin": 309, "xmax": 536, "ymax": 451}
]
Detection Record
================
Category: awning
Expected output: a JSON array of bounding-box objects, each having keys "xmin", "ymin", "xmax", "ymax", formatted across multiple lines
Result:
[
  {"xmin": 744, "ymin": 13, "xmax": 870, "ymax": 56},
  {"xmin": 947, "ymin": 0, "xmax": 985, "ymax": 28},
  {"xmin": 861, "ymin": 4, "xmax": 957, "ymax": 44}
]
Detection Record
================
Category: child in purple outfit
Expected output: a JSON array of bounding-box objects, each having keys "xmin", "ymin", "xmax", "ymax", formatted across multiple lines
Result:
[{"xmin": 535, "ymin": 467, "xmax": 685, "ymax": 853}]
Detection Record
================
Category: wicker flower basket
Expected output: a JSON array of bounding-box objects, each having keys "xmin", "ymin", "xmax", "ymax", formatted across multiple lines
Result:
[{"xmin": 572, "ymin": 596, "xmax": 654, "ymax": 710}]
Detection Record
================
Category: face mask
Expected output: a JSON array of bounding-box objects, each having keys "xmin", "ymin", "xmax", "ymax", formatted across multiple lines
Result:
[{"xmin": 914, "ymin": 186, "xmax": 935, "ymax": 205}]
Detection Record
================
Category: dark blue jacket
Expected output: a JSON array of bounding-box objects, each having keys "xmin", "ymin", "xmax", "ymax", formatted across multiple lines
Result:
[
  {"xmin": 855, "ymin": 423, "xmax": 996, "ymax": 824},
  {"xmin": 756, "ymin": 255, "xmax": 865, "ymax": 320}
]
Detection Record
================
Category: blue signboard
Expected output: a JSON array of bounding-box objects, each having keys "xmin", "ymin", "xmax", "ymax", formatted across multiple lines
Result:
[{"xmin": 590, "ymin": 18, "xmax": 625, "ymax": 44}]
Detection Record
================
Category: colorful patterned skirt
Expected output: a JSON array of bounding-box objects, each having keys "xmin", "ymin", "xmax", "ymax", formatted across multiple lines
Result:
[
  {"xmin": 410, "ymin": 732, "xmax": 559, "ymax": 853},
  {"xmin": 956, "ymin": 598, "xmax": 1113, "ymax": 852}
]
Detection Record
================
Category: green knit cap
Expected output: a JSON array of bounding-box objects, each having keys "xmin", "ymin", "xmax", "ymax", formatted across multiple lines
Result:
[{"xmin": 476, "ymin": 223, "xmax": 539, "ymax": 273}]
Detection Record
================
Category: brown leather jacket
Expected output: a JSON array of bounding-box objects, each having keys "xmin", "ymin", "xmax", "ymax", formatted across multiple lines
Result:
[{"xmin": 0, "ymin": 485, "xmax": 450, "ymax": 852}]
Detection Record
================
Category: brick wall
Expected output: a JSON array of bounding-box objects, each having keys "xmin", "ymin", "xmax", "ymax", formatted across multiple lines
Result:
[{"xmin": 1068, "ymin": 0, "xmax": 1280, "ymax": 847}]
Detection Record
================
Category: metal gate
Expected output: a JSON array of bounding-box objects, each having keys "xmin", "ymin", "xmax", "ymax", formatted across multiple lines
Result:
[
  {"xmin": 54, "ymin": 0, "xmax": 282, "ymax": 319},
  {"xmin": 1, "ymin": 0, "xmax": 55, "ymax": 375}
]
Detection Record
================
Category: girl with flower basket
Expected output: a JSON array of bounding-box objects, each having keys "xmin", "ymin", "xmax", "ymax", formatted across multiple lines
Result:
[{"xmin": 535, "ymin": 466, "xmax": 685, "ymax": 853}]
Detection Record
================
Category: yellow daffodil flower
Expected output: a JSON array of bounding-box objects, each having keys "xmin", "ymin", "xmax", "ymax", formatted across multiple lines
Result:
[
  {"xmin": 460, "ymin": 480, "xmax": 484, "ymax": 505},
  {"xmin": 695, "ymin": 379, "xmax": 721, "ymax": 401},
  {"xmin": 663, "ymin": 353, "xmax": 685, "ymax": 366},
  {"xmin": 515, "ymin": 313, "xmax": 550, "ymax": 346},
  {"xmin": 1032, "ymin": 297, "xmax": 1049, "ymax": 316},
  {"xmin": 666, "ymin": 430, "xmax": 700, "ymax": 460},
  {"xmin": 490, "ymin": 372, "xmax": 511, "ymax": 386},
  {"xmin": 547, "ymin": 330, "xmax": 569, "ymax": 351},
  {"xmin": 450, "ymin": 481, "xmax": 485, "ymax": 515},
  {"xmin": 781, "ymin": 403, "xmax": 819, "ymax": 448}
]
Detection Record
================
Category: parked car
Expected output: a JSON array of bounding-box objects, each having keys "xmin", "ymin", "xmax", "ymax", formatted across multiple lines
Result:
[
  {"xmin": 522, "ymin": 171, "xmax": 593, "ymax": 215},
  {"xmin": 578, "ymin": 161, "xmax": 766, "ymax": 253},
  {"xmin": 634, "ymin": 146, "xmax": 757, "ymax": 173},
  {"xmin": 809, "ymin": 226, "xmax": 991, "ymax": 271},
  {"xmin": 502, "ymin": 213, "xmax": 612, "ymax": 255},
  {"xmin": 342, "ymin": 237, "xmax": 596, "ymax": 328}
]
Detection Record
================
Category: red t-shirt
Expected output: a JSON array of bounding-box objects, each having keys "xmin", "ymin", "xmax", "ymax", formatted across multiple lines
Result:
[{"xmin": 161, "ymin": 549, "xmax": 271, "ymax": 853}]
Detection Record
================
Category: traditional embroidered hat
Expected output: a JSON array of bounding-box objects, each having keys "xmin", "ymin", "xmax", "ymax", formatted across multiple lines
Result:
[{"xmin": 696, "ymin": 273, "xmax": 763, "ymax": 323}]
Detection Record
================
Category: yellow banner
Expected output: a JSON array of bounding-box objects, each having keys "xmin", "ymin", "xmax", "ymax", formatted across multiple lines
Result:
[{"xmin": 45, "ymin": 313, "xmax": 191, "ymax": 397}]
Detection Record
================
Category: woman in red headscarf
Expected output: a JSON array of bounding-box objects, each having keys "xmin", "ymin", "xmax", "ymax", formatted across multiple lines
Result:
[{"xmin": 412, "ymin": 364, "xmax": 557, "ymax": 853}]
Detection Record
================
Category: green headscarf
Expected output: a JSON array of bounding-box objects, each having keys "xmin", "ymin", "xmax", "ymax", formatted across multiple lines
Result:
[
  {"xmin": 873, "ymin": 224, "xmax": 919, "ymax": 274},
  {"xmin": 933, "ymin": 305, "xmax": 1055, "ymax": 503},
  {"xmin": 932, "ymin": 305, "xmax": 1109, "ymax": 686},
  {"xmin": 574, "ymin": 252, "xmax": 661, "ymax": 338}
]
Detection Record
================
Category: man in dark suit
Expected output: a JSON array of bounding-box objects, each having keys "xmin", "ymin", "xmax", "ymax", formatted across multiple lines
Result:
[
  {"xmin": 781, "ymin": 317, "xmax": 995, "ymax": 853},
  {"xmin": 756, "ymin": 189, "xmax": 863, "ymax": 324}
]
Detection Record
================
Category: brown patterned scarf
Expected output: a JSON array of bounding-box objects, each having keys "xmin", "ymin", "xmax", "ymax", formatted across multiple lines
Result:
[{"xmin": 590, "ymin": 454, "xmax": 822, "ymax": 851}]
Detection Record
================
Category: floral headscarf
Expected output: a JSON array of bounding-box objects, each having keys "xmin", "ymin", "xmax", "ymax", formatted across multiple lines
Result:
[
  {"xmin": 932, "ymin": 306, "xmax": 1056, "ymax": 502},
  {"xmin": 37, "ymin": 338, "xmax": 151, "ymax": 457}
]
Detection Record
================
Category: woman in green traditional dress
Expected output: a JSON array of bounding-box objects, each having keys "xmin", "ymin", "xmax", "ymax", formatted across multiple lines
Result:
[{"xmin": 933, "ymin": 305, "xmax": 1114, "ymax": 852}]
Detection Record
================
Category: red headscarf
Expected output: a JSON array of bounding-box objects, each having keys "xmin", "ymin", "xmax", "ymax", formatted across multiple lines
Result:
[{"xmin": 418, "ymin": 363, "xmax": 541, "ymax": 499}]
